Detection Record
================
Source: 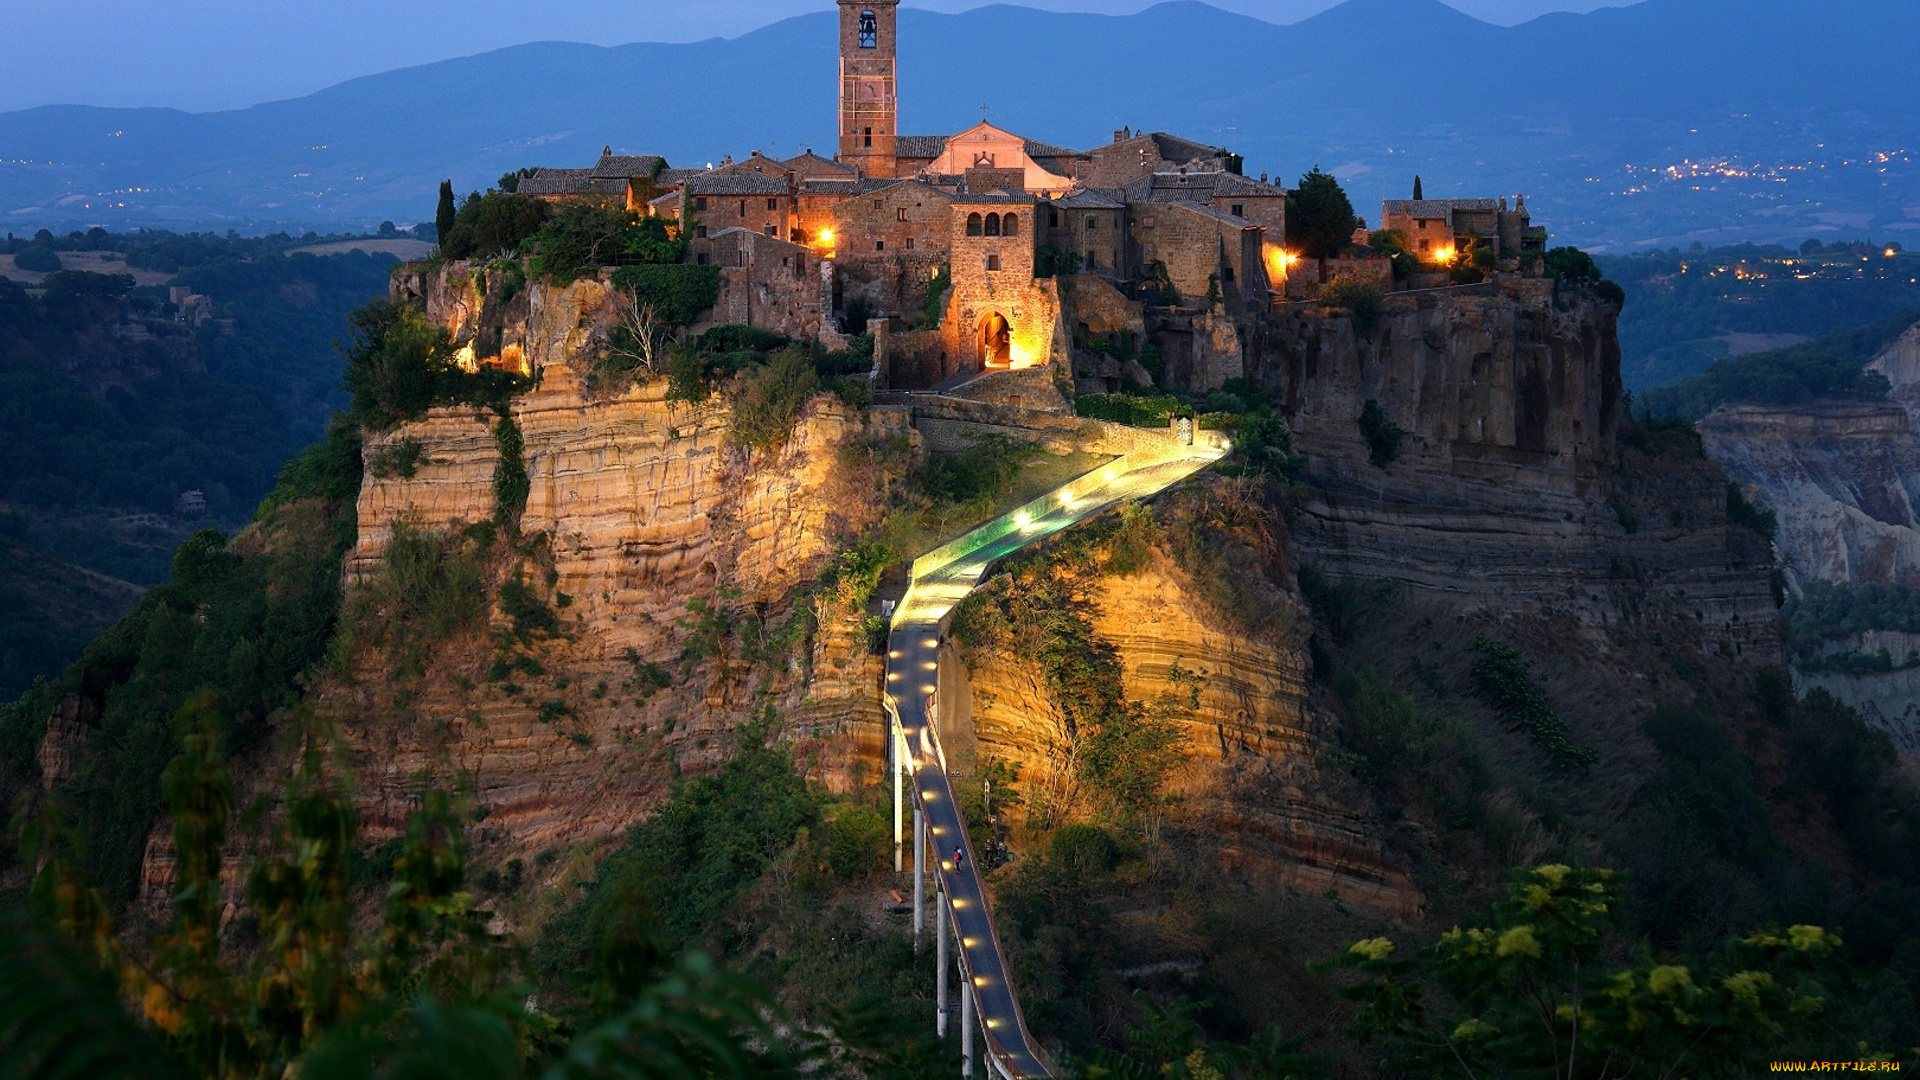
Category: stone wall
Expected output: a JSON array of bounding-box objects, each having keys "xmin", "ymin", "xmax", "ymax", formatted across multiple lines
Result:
[
  {"xmin": 1129, "ymin": 203, "xmax": 1265, "ymax": 310},
  {"xmin": 706, "ymin": 230, "xmax": 825, "ymax": 339}
]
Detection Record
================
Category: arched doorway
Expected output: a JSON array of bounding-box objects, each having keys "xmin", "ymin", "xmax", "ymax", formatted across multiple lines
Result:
[{"xmin": 977, "ymin": 312, "xmax": 1011, "ymax": 368}]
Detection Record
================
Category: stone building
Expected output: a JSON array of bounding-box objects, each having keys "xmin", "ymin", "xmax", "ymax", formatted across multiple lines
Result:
[
  {"xmin": 913, "ymin": 122, "xmax": 1080, "ymax": 194},
  {"xmin": 1082, "ymin": 130, "xmax": 1241, "ymax": 188},
  {"xmin": 1379, "ymin": 196, "xmax": 1546, "ymax": 263},
  {"xmin": 1121, "ymin": 170, "xmax": 1288, "ymax": 239},
  {"xmin": 941, "ymin": 191, "xmax": 1058, "ymax": 374},
  {"xmin": 707, "ymin": 228, "xmax": 826, "ymax": 338},
  {"xmin": 1037, "ymin": 189, "xmax": 1125, "ymax": 276},
  {"xmin": 1128, "ymin": 202, "xmax": 1268, "ymax": 312},
  {"xmin": 830, "ymin": 178, "xmax": 954, "ymax": 316},
  {"xmin": 683, "ymin": 172, "xmax": 793, "ymax": 254}
]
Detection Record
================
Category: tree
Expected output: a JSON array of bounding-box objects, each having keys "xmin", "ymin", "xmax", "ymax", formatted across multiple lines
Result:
[
  {"xmin": 1413, "ymin": 174, "xmax": 1424, "ymax": 200},
  {"xmin": 1337, "ymin": 864, "xmax": 1877, "ymax": 1078},
  {"xmin": 1286, "ymin": 167, "xmax": 1357, "ymax": 262},
  {"xmin": 435, "ymin": 180, "xmax": 456, "ymax": 248}
]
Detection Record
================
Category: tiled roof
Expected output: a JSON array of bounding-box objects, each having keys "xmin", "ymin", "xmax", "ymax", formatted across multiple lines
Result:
[
  {"xmin": 1382, "ymin": 199, "xmax": 1501, "ymax": 216},
  {"xmin": 655, "ymin": 168, "xmax": 704, "ymax": 186},
  {"xmin": 895, "ymin": 135, "xmax": 950, "ymax": 158},
  {"xmin": 516, "ymin": 168, "xmax": 595, "ymax": 195},
  {"xmin": 684, "ymin": 172, "xmax": 790, "ymax": 196},
  {"xmin": 861, "ymin": 177, "xmax": 954, "ymax": 201},
  {"xmin": 1121, "ymin": 170, "xmax": 1283, "ymax": 204},
  {"xmin": 1056, "ymin": 189, "xmax": 1124, "ymax": 209},
  {"xmin": 1161, "ymin": 202, "xmax": 1259, "ymax": 228},
  {"xmin": 952, "ymin": 189, "xmax": 1037, "ymax": 205},
  {"xmin": 1023, "ymin": 138, "xmax": 1084, "ymax": 160},
  {"xmin": 798, "ymin": 177, "xmax": 859, "ymax": 194},
  {"xmin": 781, "ymin": 151, "xmax": 855, "ymax": 176},
  {"xmin": 591, "ymin": 153, "xmax": 667, "ymax": 179}
]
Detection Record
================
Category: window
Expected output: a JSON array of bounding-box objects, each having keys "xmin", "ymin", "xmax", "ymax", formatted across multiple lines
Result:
[
  {"xmin": 1231, "ymin": 203, "xmax": 1244, "ymax": 217},
  {"xmin": 696, "ymin": 252, "xmax": 709, "ymax": 265},
  {"xmin": 875, "ymin": 240, "xmax": 886, "ymax": 251},
  {"xmin": 983, "ymin": 213, "xmax": 1001, "ymax": 237},
  {"xmin": 1223, "ymin": 265, "xmax": 1234, "ymax": 282},
  {"xmin": 1002, "ymin": 213, "xmax": 1017, "ymax": 237},
  {"xmin": 874, "ymin": 199, "xmax": 883, "ymax": 209},
  {"xmin": 863, "ymin": 127, "xmax": 872, "ymax": 149},
  {"xmin": 905, "ymin": 237, "xmax": 915, "ymax": 250},
  {"xmin": 765, "ymin": 224, "xmax": 777, "ymax": 237},
  {"xmin": 695, "ymin": 225, "xmax": 708, "ymax": 239},
  {"xmin": 859, "ymin": 9, "xmax": 877, "ymax": 48},
  {"xmin": 1086, "ymin": 216, "xmax": 1097, "ymax": 231},
  {"xmin": 897, "ymin": 207, "xmax": 908, "ymax": 222},
  {"xmin": 986, "ymin": 254, "xmax": 1001, "ymax": 271},
  {"xmin": 767, "ymin": 198, "xmax": 778, "ymax": 210},
  {"xmin": 1418, "ymin": 238, "xmax": 1430, "ymax": 252},
  {"xmin": 738, "ymin": 200, "xmax": 746, "ymax": 218},
  {"xmin": 966, "ymin": 212, "xmax": 982, "ymax": 237},
  {"xmin": 1048, "ymin": 208, "xmax": 1059, "ymax": 227},
  {"xmin": 694, "ymin": 197, "xmax": 708, "ymax": 211},
  {"xmin": 1087, "ymin": 252, "xmax": 1098, "ymax": 269}
]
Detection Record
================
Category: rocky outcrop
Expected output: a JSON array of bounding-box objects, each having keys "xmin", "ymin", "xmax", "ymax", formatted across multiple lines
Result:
[
  {"xmin": 1249, "ymin": 284, "xmax": 1778, "ymax": 661},
  {"xmin": 1697, "ymin": 402, "xmax": 1920, "ymax": 587},
  {"xmin": 951, "ymin": 541, "xmax": 1421, "ymax": 915},
  {"xmin": 318, "ymin": 273, "xmax": 907, "ymax": 862}
]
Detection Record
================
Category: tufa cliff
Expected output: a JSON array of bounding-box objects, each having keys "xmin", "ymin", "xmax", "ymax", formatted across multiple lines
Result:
[{"xmin": 1246, "ymin": 282, "xmax": 1779, "ymax": 662}]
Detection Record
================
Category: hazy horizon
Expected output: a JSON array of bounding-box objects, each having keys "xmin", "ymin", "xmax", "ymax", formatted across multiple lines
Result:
[{"xmin": 4, "ymin": 0, "xmax": 1619, "ymax": 114}]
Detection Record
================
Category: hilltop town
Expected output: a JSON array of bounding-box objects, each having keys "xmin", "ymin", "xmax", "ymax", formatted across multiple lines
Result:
[{"xmin": 479, "ymin": 0, "xmax": 1553, "ymax": 399}]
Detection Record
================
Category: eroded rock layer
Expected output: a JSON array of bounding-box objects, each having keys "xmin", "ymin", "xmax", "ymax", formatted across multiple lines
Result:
[{"xmin": 1251, "ymin": 286, "xmax": 1778, "ymax": 661}]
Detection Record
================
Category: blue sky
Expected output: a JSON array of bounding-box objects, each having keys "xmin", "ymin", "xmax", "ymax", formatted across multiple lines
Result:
[{"xmin": 3, "ymin": 0, "xmax": 1616, "ymax": 114}]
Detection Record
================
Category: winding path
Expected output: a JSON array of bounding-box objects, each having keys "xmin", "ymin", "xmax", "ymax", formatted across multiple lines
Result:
[{"xmin": 883, "ymin": 438, "xmax": 1226, "ymax": 1078}]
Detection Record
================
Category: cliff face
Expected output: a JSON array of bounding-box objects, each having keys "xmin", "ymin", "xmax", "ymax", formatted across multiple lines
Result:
[
  {"xmin": 949, "ymin": 520, "xmax": 1421, "ymax": 915},
  {"xmin": 1248, "ymin": 285, "xmax": 1778, "ymax": 661},
  {"xmin": 1697, "ymin": 402, "xmax": 1920, "ymax": 587},
  {"xmin": 317, "ymin": 272, "xmax": 906, "ymax": 864}
]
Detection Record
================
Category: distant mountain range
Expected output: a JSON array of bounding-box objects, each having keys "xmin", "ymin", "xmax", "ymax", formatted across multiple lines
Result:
[{"xmin": 2, "ymin": 0, "xmax": 1916, "ymax": 249}]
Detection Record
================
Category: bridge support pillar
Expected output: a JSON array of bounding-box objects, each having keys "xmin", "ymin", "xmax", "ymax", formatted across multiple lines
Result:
[
  {"xmin": 913, "ymin": 804, "xmax": 926, "ymax": 950},
  {"xmin": 893, "ymin": 719, "xmax": 905, "ymax": 873},
  {"xmin": 960, "ymin": 977, "xmax": 975, "ymax": 1077},
  {"xmin": 936, "ymin": 879, "xmax": 949, "ymax": 1037}
]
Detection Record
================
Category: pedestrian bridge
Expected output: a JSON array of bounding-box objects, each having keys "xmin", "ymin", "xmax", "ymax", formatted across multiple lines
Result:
[{"xmin": 882, "ymin": 434, "xmax": 1227, "ymax": 1078}]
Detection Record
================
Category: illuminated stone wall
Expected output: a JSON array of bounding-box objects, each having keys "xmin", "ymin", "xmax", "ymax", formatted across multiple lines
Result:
[{"xmin": 1128, "ymin": 202, "xmax": 1268, "ymax": 309}]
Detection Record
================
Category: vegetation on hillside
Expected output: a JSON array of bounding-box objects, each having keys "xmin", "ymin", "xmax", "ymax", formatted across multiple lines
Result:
[
  {"xmin": 1597, "ymin": 239, "xmax": 1920, "ymax": 391},
  {"xmin": 0, "ymin": 234, "xmax": 393, "ymax": 696},
  {"xmin": 1636, "ymin": 310, "xmax": 1911, "ymax": 419}
]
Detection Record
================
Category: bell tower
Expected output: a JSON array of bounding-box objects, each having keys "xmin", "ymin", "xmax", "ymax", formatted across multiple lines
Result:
[{"xmin": 838, "ymin": 0, "xmax": 899, "ymax": 178}]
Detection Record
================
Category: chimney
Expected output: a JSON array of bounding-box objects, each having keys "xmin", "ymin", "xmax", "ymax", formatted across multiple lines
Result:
[{"xmin": 1114, "ymin": 128, "xmax": 1126, "ymax": 143}]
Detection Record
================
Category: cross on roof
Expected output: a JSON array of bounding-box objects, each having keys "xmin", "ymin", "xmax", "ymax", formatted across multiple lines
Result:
[{"xmin": 980, "ymin": 102, "xmax": 991, "ymax": 122}]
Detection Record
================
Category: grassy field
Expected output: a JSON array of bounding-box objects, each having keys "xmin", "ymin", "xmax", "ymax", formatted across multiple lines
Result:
[
  {"xmin": 287, "ymin": 238, "xmax": 433, "ymax": 259},
  {"xmin": 0, "ymin": 250, "xmax": 172, "ymax": 286}
]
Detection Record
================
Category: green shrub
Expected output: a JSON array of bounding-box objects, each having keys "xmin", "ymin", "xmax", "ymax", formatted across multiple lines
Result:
[
  {"xmin": 917, "ymin": 434, "xmax": 1039, "ymax": 508},
  {"xmin": 491, "ymin": 418, "xmax": 528, "ymax": 530},
  {"xmin": 610, "ymin": 263, "xmax": 720, "ymax": 325},
  {"xmin": 1048, "ymin": 823, "xmax": 1115, "ymax": 873},
  {"xmin": 1075, "ymin": 392, "xmax": 1185, "ymax": 429},
  {"xmin": 440, "ymin": 191, "xmax": 551, "ymax": 260},
  {"xmin": 12, "ymin": 244, "xmax": 61, "ymax": 273},
  {"xmin": 826, "ymin": 804, "xmax": 889, "ymax": 879},
  {"xmin": 1726, "ymin": 482, "xmax": 1777, "ymax": 540},
  {"xmin": 1321, "ymin": 274, "xmax": 1384, "ymax": 331},
  {"xmin": 341, "ymin": 301, "xmax": 530, "ymax": 430},
  {"xmin": 1468, "ymin": 638, "xmax": 1594, "ymax": 773},
  {"xmin": 529, "ymin": 204, "xmax": 682, "ymax": 285},
  {"xmin": 1358, "ymin": 399, "xmax": 1404, "ymax": 468},
  {"xmin": 368, "ymin": 438, "xmax": 430, "ymax": 479},
  {"xmin": 916, "ymin": 263, "xmax": 951, "ymax": 329},
  {"xmin": 728, "ymin": 349, "xmax": 820, "ymax": 452}
]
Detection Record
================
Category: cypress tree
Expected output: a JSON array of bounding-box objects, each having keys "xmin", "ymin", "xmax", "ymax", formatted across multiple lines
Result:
[
  {"xmin": 1413, "ymin": 175, "xmax": 1424, "ymax": 200},
  {"xmin": 435, "ymin": 180, "xmax": 457, "ymax": 248}
]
